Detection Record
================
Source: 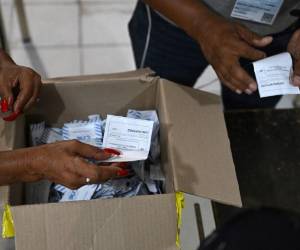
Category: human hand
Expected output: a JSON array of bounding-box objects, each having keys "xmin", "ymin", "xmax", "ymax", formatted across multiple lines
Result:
[
  {"xmin": 0, "ymin": 49, "xmax": 41, "ymax": 120},
  {"xmin": 24, "ymin": 140, "xmax": 123, "ymax": 189},
  {"xmin": 195, "ymin": 16, "xmax": 273, "ymax": 94},
  {"xmin": 288, "ymin": 29, "xmax": 300, "ymax": 86}
]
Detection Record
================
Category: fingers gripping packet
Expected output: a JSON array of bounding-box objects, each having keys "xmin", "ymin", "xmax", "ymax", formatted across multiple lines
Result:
[
  {"xmin": 102, "ymin": 115, "xmax": 154, "ymax": 162},
  {"xmin": 62, "ymin": 117, "xmax": 102, "ymax": 147}
]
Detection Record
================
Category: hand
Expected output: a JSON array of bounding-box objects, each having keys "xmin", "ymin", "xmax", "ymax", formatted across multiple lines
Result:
[
  {"xmin": 0, "ymin": 49, "xmax": 42, "ymax": 118},
  {"xmin": 287, "ymin": 29, "xmax": 300, "ymax": 86},
  {"xmin": 195, "ymin": 16, "xmax": 273, "ymax": 94},
  {"xmin": 24, "ymin": 140, "xmax": 122, "ymax": 189}
]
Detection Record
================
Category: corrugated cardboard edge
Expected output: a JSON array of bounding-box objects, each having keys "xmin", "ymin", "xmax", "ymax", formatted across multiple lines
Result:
[
  {"xmin": 12, "ymin": 194, "xmax": 179, "ymax": 250},
  {"xmin": 42, "ymin": 68, "xmax": 156, "ymax": 84},
  {"xmin": 158, "ymin": 79, "xmax": 242, "ymax": 207}
]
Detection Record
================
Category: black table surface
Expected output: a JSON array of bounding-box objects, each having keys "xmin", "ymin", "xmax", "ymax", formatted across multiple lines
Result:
[{"xmin": 214, "ymin": 108, "xmax": 300, "ymax": 224}]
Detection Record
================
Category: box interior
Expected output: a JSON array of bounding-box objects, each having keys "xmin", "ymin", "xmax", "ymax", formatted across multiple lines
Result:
[
  {"xmin": 10, "ymin": 78, "xmax": 176, "ymax": 206},
  {"xmin": 1, "ymin": 70, "xmax": 242, "ymax": 208},
  {"xmin": 8, "ymin": 76, "xmax": 181, "ymax": 250}
]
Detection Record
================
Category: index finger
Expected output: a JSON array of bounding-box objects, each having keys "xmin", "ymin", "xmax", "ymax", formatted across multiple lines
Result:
[
  {"xmin": 230, "ymin": 64, "xmax": 257, "ymax": 92},
  {"xmin": 74, "ymin": 158, "xmax": 121, "ymax": 183},
  {"xmin": 13, "ymin": 69, "xmax": 34, "ymax": 113},
  {"xmin": 71, "ymin": 140, "xmax": 113, "ymax": 160}
]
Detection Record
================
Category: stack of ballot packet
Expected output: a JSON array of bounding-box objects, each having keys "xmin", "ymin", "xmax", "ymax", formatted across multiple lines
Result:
[{"xmin": 30, "ymin": 110, "xmax": 165, "ymax": 202}]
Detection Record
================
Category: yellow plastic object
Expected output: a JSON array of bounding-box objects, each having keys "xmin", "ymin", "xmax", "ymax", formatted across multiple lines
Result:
[
  {"xmin": 2, "ymin": 204, "xmax": 15, "ymax": 238},
  {"xmin": 175, "ymin": 192, "xmax": 185, "ymax": 249}
]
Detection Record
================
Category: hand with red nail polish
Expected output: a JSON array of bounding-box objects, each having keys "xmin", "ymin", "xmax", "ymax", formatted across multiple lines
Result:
[
  {"xmin": 0, "ymin": 49, "xmax": 42, "ymax": 121},
  {"xmin": 0, "ymin": 140, "xmax": 122, "ymax": 189}
]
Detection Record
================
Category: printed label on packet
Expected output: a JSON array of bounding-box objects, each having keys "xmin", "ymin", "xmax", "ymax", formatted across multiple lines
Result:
[
  {"xmin": 231, "ymin": 0, "xmax": 283, "ymax": 25},
  {"xmin": 102, "ymin": 115, "xmax": 154, "ymax": 162}
]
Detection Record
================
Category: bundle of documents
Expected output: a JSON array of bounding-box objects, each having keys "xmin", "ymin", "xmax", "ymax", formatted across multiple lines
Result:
[{"xmin": 30, "ymin": 110, "xmax": 165, "ymax": 202}]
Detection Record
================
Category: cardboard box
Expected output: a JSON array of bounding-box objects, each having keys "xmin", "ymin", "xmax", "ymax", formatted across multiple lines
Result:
[{"xmin": 0, "ymin": 69, "xmax": 241, "ymax": 250}]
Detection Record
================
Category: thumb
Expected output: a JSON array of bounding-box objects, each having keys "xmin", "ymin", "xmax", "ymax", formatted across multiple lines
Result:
[
  {"xmin": 237, "ymin": 24, "xmax": 273, "ymax": 47},
  {"xmin": 288, "ymin": 29, "xmax": 300, "ymax": 86},
  {"xmin": 292, "ymin": 59, "xmax": 300, "ymax": 86}
]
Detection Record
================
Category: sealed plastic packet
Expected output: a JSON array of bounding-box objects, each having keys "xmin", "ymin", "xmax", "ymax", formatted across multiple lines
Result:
[
  {"xmin": 62, "ymin": 116, "xmax": 103, "ymax": 147},
  {"xmin": 40, "ymin": 128, "xmax": 62, "ymax": 144}
]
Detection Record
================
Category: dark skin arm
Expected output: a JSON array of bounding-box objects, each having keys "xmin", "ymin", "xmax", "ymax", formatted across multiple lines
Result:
[
  {"xmin": 143, "ymin": 0, "xmax": 277, "ymax": 94},
  {"xmin": 0, "ymin": 140, "xmax": 121, "ymax": 189},
  {"xmin": 0, "ymin": 52, "xmax": 124, "ymax": 189}
]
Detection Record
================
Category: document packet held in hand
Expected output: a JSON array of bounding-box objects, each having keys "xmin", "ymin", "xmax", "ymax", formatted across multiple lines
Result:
[
  {"xmin": 253, "ymin": 52, "xmax": 300, "ymax": 98},
  {"xmin": 102, "ymin": 115, "xmax": 154, "ymax": 162},
  {"xmin": 62, "ymin": 118, "xmax": 103, "ymax": 147}
]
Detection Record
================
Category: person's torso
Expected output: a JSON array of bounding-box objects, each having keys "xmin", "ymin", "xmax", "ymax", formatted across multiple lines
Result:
[
  {"xmin": 203, "ymin": 0, "xmax": 300, "ymax": 35},
  {"xmin": 155, "ymin": 0, "xmax": 300, "ymax": 35}
]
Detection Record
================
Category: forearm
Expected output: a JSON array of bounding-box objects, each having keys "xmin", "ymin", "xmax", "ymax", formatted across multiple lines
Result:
[
  {"xmin": 0, "ymin": 148, "xmax": 36, "ymax": 185},
  {"xmin": 143, "ymin": 0, "xmax": 220, "ymax": 40}
]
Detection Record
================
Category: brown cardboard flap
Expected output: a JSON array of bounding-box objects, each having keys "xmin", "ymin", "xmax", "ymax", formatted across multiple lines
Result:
[
  {"xmin": 12, "ymin": 194, "xmax": 178, "ymax": 250},
  {"xmin": 159, "ymin": 80, "xmax": 242, "ymax": 206},
  {"xmin": 28, "ymin": 80, "xmax": 157, "ymax": 126},
  {"xmin": 42, "ymin": 68, "xmax": 156, "ymax": 84}
]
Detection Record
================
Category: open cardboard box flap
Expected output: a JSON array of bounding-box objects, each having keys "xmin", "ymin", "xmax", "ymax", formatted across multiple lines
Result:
[
  {"xmin": 159, "ymin": 80, "xmax": 241, "ymax": 205},
  {"xmin": 0, "ymin": 69, "xmax": 241, "ymax": 250}
]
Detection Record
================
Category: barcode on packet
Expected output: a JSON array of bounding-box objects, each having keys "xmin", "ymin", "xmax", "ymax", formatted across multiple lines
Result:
[{"xmin": 261, "ymin": 13, "xmax": 274, "ymax": 24}]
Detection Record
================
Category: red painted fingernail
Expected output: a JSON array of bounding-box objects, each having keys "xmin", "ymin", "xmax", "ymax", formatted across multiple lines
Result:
[
  {"xmin": 117, "ymin": 169, "xmax": 129, "ymax": 177},
  {"xmin": 1, "ymin": 99, "xmax": 8, "ymax": 113},
  {"xmin": 119, "ymin": 162, "xmax": 128, "ymax": 168},
  {"xmin": 104, "ymin": 148, "xmax": 121, "ymax": 156},
  {"xmin": 3, "ymin": 111, "xmax": 21, "ymax": 122}
]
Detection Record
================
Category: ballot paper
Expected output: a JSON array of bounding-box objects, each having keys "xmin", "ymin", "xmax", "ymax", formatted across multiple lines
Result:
[
  {"xmin": 102, "ymin": 115, "xmax": 154, "ymax": 162},
  {"xmin": 253, "ymin": 52, "xmax": 300, "ymax": 98},
  {"xmin": 231, "ymin": 0, "xmax": 283, "ymax": 25}
]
